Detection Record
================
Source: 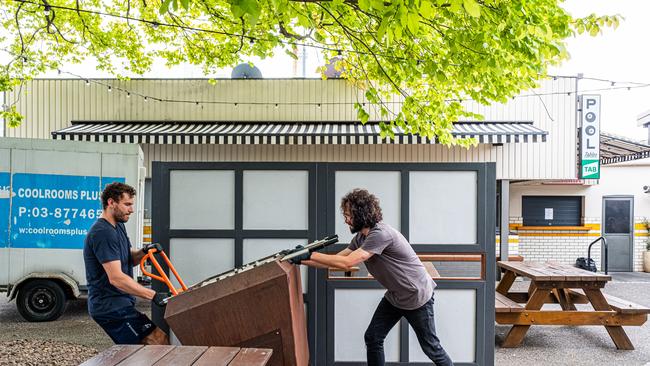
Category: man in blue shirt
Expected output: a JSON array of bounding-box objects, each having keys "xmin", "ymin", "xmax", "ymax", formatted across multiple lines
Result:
[{"xmin": 84, "ymin": 182, "xmax": 169, "ymax": 345}]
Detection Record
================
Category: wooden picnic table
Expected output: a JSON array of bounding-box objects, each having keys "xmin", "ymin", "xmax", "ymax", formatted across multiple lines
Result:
[
  {"xmin": 496, "ymin": 261, "xmax": 650, "ymax": 350},
  {"xmin": 80, "ymin": 345, "xmax": 273, "ymax": 366}
]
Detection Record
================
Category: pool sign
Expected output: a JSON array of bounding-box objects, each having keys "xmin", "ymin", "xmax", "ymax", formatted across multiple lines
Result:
[{"xmin": 580, "ymin": 95, "xmax": 601, "ymax": 179}]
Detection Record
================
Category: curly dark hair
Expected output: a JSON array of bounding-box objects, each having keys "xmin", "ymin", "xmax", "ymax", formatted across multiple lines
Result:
[
  {"xmin": 340, "ymin": 189, "xmax": 383, "ymax": 232},
  {"xmin": 101, "ymin": 182, "xmax": 136, "ymax": 209}
]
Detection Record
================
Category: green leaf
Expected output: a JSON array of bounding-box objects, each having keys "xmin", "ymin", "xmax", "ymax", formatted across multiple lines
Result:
[
  {"xmin": 285, "ymin": 49, "xmax": 299, "ymax": 60},
  {"xmin": 463, "ymin": 0, "xmax": 481, "ymax": 17},
  {"xmin": 377, "ymin": 17, "xmax": 390, "ymax": 40},
  {"xmin": 160, "ymin": 0, "xmax": 172, "ymax": 14},
  {"xmin": 450, "ymin": 0, "xmax": 463, "ymax": 13},
  {"xmin": 407, "ymin": 12, "xmax": 420, "ymax": 34},
  {"xmin": 420, "ymin": 1, "xmax": 435, "ymax": 19}
]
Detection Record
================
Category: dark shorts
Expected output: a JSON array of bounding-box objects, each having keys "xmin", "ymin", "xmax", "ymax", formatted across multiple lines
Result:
[{"xmin": 92, "ymin": 306, "xmax": 156, "ymax": 344}]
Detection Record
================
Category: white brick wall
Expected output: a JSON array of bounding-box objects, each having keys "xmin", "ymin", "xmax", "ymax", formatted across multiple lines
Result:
[{"xmin": 511, "ymin": 217, "xmax": 650, "ymax": 272}]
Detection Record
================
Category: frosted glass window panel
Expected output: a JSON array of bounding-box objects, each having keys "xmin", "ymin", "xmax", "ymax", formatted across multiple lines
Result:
[
  {"xmin": 409, "ymin": 171, "xmax": 477, "ymax": 244},
  {"xmin": 334, "ymin": 171, "xmax": 401, "ymax": 243},
  {"xmin": 334, "ymin": 289, "xmax": 399, "ymax": 362},
  {"xmin": 408, "ymin": 289, "xmax": 476, "ymax": 363},
  {"xmin": 243, "ymin": 171, "xmax": 309, "ymax": 230},
  {"xmin": 169, "ymin": 238, "xmax": 235, "ymax": 288},
  {"xmin": 170, "ymin": 170, "xmax": 235, "ymax": 230},
  {"xmin": 243, "ymin": 238, "xmax": 309, "ymax": 294}
]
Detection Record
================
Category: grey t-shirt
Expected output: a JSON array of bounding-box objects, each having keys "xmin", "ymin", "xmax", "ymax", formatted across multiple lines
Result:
[{"xmin": 347, "ymin": 222, "xmax": 435, "ymax": 310}]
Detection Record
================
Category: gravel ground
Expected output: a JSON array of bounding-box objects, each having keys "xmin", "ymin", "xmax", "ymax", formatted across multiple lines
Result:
[
  {"xmin": 1, "ymin": 273, "xmax": 649, "ymax": 365},
  {"xmin": 0, "ymin": 339, "xmax": 98, "ymax": 366}
]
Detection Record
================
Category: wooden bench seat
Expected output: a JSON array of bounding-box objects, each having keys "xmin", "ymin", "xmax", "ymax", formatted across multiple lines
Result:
[
  {"xmin": 495, "ymin": 292, "xmax": 524, "ymax": 313},
  {"xmin": 567, "ymin": 289, "xmax": 650, "ymax": 315},
  {"xmin": 604, "ymin": 294, "xmax": 650, "ymax": 314}
]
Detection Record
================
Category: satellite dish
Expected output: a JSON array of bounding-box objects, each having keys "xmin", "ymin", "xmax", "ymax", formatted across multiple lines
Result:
[
  {"xmin": 323, "ymin": 57, "xmax": 343, "ymax": 78},
  {"xmin": 231, "ymin": 63, "xmax": 263, "ymax": 79}
]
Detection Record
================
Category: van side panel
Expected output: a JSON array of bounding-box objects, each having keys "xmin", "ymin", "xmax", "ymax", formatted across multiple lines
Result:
[{"xmin": 0, "ymin": 138, "xmax": 142, "ymax": 289}]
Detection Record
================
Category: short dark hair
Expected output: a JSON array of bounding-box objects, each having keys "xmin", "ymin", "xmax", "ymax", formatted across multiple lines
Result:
[
  {"xmin": 101, "ymin": 182, "xmax": 136, "ymax": 209},
  {"xmin": 340, "ymin": 189, "xmax": 383, "ymax": 229}
]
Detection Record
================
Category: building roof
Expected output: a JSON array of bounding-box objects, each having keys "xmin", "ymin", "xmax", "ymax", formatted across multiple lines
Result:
[
  {"xmin": 51, "ymin": 121, "xmax": 548, "ymax": 145},
  {"xmin": 600, "ymin": 132, "xmax": 650, "ymax": 165}
]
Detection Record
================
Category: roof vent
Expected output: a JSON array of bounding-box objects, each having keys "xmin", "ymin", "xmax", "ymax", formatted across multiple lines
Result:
[{"xmin": 231, "ymin": 63, "xmax": 263, "ymax": 79}]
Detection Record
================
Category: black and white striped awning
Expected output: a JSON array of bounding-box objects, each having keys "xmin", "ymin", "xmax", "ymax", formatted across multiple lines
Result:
[
  {"xmin": 600, "ymin": 132, "xmax": 650, "ymax": 165},
  {"xmin": 51, "ymin": 121, "xmax": 548, "ymax": 145}
]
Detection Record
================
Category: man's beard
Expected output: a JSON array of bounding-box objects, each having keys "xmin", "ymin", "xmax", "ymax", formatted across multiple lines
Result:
[
  {"xmin": 349, "ymin": 221, "xmax": 363, "ymax": 234},
  {"xmin": 114, "ymin": 211, "xmax": 130, "ymax": 223}
]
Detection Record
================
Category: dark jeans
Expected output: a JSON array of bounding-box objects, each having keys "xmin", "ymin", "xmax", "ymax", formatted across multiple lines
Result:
[{"xmin": 364, "ymin": 295, "xmax": 453, "ymax": 366}]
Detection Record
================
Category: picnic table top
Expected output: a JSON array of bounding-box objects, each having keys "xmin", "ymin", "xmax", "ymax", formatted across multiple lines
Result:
[
  {"xmin": 80, "ymin": 345, "xmax": 273, "ymax": 366},
  {"xmin": 497, "ymin": 261, "xmax": 612, "ymax": 282}
]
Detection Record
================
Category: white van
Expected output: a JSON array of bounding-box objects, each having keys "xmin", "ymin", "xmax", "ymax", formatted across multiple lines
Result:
[{"xmin": 0, "ymin": 137, "xmax": 144, "ymax": 321}]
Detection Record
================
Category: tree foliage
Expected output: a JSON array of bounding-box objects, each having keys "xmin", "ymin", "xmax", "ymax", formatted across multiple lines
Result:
[{"xmin": 1, "ymin": 0, "xmax": 619, "ymax": 145}]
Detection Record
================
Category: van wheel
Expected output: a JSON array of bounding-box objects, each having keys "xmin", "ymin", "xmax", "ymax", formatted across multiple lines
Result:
[{"xmin": 16, "ymin": 280, "xmax": 67, "ymax": 322}]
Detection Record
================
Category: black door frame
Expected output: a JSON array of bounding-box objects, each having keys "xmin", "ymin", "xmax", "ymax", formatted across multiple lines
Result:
[
  {"xmin": 152, "ymin": 162, "xmax": 320, "ymax": 354},
  {"xmin": 317, "ymin": 163, "xmax": 495, "ymax": 366}
]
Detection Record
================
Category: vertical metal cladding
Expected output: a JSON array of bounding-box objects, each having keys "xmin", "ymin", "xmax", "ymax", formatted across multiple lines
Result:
[{"xmin": 8, "ymin": 78, "xmax": 577, "ymax": 180}]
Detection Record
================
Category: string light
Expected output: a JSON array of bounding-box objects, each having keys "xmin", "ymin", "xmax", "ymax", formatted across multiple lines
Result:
[
  {"xmin": 43, "ymin": 5, "xmax": 51, "ymax": 16},
  {"xmin": 3, "ymin": 48, "xmax": 650, "ymax": 108}
]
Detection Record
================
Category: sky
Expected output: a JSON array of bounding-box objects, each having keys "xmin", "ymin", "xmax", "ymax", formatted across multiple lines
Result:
[
  {"xmin": 549, "ymin": 0, "xmax": 650, "ymax": 141},
  {"xmin": 5, "ymin": 0, "xmax": 650, "ymax": 140}
]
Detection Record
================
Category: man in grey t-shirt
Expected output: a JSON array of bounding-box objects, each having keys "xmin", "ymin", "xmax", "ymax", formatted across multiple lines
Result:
[{"xmin": 291, "ymin": 189, "xmax": 452, "ymax": 366}]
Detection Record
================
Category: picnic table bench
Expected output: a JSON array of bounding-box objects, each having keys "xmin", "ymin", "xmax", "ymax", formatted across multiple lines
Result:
[
  {"xmin": 80, "ymin": 345, "xmax": 273, "ymax": 366},
  {"xmin": 496, "ymin": 261, "xmax": 650, "ymax": 350}
]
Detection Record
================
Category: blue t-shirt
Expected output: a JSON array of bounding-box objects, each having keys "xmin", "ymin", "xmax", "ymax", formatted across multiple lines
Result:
[{"xmin": 83, "ymin": 218, "xmax": 136, "ymax": 316}]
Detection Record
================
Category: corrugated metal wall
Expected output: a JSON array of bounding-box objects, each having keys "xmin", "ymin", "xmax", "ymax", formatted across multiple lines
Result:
[{"xmin": 5, "ymin": 78, "xmax": 577, "ymax": 180}]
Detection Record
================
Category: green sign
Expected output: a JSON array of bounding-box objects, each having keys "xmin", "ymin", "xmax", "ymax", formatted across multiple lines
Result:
[{"xmin": 581, "ymin": 159, "xmax": 600, "ymax": 179}]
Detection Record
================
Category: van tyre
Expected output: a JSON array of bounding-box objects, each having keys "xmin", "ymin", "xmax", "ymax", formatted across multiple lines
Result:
[{"xmin": 16, "ymin": 280, "xmax": 67, "ymax": 322}]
